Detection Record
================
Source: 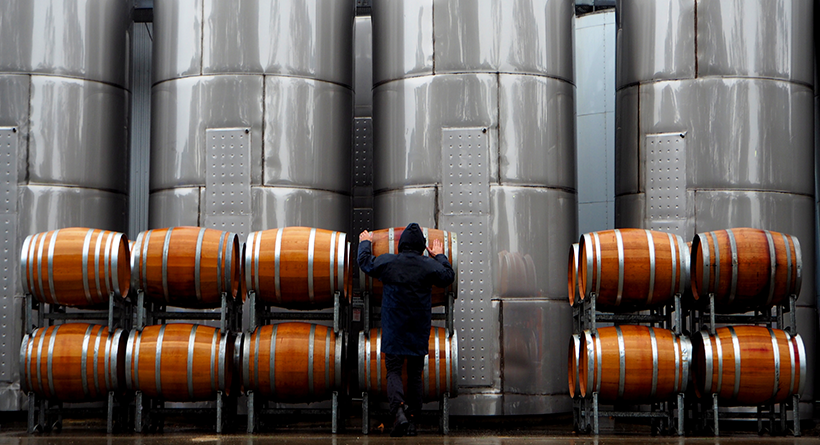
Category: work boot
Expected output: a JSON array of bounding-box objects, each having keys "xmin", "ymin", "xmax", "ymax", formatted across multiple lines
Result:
[{"xmin": 390, "ymin": 405, "xmax": 409, "ymax": 437}]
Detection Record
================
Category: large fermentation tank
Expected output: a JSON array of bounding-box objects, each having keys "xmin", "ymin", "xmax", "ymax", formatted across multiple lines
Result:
[
  {"xmin": 372, "ymin": 0, "xmax": 576, "ymax": 415},
  {"xmin": 150, "ymin": 0, "xmax": 354, "ymax": 235},
  {"xmin": 0, "ymin": 0, "xmax": 132, "ymax": 410},
  {"xmin": 615, "ymin": 0, "xmax": 816, "ymax": 415}
]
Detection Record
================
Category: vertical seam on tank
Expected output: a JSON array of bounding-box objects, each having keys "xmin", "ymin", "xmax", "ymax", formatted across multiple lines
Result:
[
  {"xmin": 431, "ymin": 1, "xmax": 435, "ymax": 75},
  {"xmin": 693, "ymin": 0, "xmax": 699, "ymax": 77},
  {"xmin": 261, "ymin": 75, "xmax": 266, "ymax": 184},
  {"xmin": 25, "ymin": 74, "xmax": 31, "ymax": 184},
  {"xmin": 200, "ymin": 0, "xmax": 205, "ymax": 76}
]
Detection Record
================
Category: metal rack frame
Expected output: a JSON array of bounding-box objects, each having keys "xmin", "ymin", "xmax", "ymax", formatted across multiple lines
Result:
[
  {"xmin": 360, "ymin": 290, "xmax": 455, "ymax": 435},
  {"xmin": 24, "ymin": 292, "xmax": 132, "ymax": 434},
  {"xmin": 245, "ymin": 290, "xmax": 346, "ymax": 434},
  {"xmin": 690, "ymin": 293, "xmax": 800, "ymax": 437},
  {"xmin": 132, "ymin": 289, "xmax": 241, "ymax": 433},
  {"xmin": 571, "ymin": 292, "xmax": 685, "ymax": 436}
]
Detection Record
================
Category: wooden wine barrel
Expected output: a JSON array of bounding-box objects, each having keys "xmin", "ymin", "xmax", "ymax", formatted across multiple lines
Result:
[
  {"xmin": 567, "ymin": 333, "xmax": 581, "ymax": 398},
  {"xmin": 359, "ymin": 327, "xmax": 458, "ymax": 401},
  {"xmin": 359, "ymin": 227, "xmax": 458, "ymax": 307},
  {"xmin": 498, "ymin": 251, "xmax": 538, "ymax": 297},
  {"xmin": 243, "ymin": 227, "xmax": 350, "ymax": 309},
  {"xmin": 693, "ymin": 326, "xmax": 805, "ymax": 405},
  {"xmin": 125, "ymin": 323, "xmax": 233, "ymax": 401},
  {"xmin": 19, "ymin": 323, "xmax": 126, "ymax": 402},
  {"xmin": 579, "ymin": 229, "xmax": 689, "ymax": 311},
  {"xmin": 691, "ymin": 228, "xmax": 802, "ymax": 313},
  {"xmin": 131, "ymin": 227, "xmax": 240, "ymax": 308},
  {"xmin": 241, "ymin": 322, "xmax": 342, "ymax": 402},
  {"xmin": 567, "ymin": 243, "xmax": 579, "ymax": 306},
  {"xmin": 579, "ymin": 326, "xmax": 691, "ymax": 403},
  {"xmin": 21, "ymin": 228, "xmax": 130, "ymax": 307}
]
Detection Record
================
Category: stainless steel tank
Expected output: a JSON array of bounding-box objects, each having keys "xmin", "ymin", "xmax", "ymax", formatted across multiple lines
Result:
[
  {"xmin": 372, "ymin": 0, "xmax": 576, "ymax": 415},
  {"xmin": 575, "ymin": 9, "xmax": 616, "ymax": 235},
  {"xmin": 150, "ymin": 0, "xmax": 355, "ymax": 237},
  {"xmin": 0, "ymin": 0, "xmax": 132, "ymax": 410},
  {"xmin": 615, "ymin": 0, "xmax": 816, "ymax": 416}
]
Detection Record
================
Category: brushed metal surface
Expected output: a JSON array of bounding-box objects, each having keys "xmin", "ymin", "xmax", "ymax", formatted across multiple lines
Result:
[
  {"xmin": 373, "ymin": 188, "xmax": 437, "ymax": 230},
  {"xmin": 18, "ymin": 185, "xmax": 128, "ymax": 236},
  {"xmin": 0, "ymin": 76, "xmax": 30, "ymax": 183},
  {"xmin": 262, "ymin": 76, "xmax": 352, "ymax": 193},
  {"xmin": 0, "ymin": 0, "xmax": 131, "ymax": 88},
  {"xmin": 645, "ymin": 133, "xmax": 687, "ymax": 238},
  {"xmin": 204, "ymin": 128, "xmax": 252, "ymax": 240},
  {"xmin": 576, "ymin": 113, "xmax": 610, "ymax": 204},
  {"xmin": 615, "ymin": 0, "xmax": 696, "ymax": 89},
  {"xmin": 251, "ymin": 187, "xmax": 349, "ymax": 232},
  {"xmin": 150, "ymin": 75, "xmax": 265, "ymax": 190},
  {"xmin": 579, "ymin": 201, "xmax": 613, "ymax": 235},
  {"xmin": 0, "ymin": 129, "xmax": 18, "ymax": 215},
  {"xmin": 442, "ymin": 128, "xmax": 490, "ymax": 215},
  {"xmin": 149, "ymin": 187, "xmax": 202, "ymax": 229},
  {"xmin": 0, "ymin": 215, "xmax": 16, "ymax": 382},
  {"xmin": 499, "ymin": 75, "xmax": 575, "ymax": 187},
  {"xmin": 696, "ymin": 0, "xmax": 813, "ymax": 85},
  {"xmin": 501, "ymin": 299, "xmax": 572, "ymax": 396},
  {"xmin": 130, "ymin": 23, "xmax": 153, "ymax": 240},
  {"xmin": 613, "ymin": 86, "xmax": 639, "ymax": 197},
  {"xmin": 449, "ymin": 392, "xmax": 502, "ymax": 415},
  {"xmin": 433, "ymin": 0, "xmax": 573, "ymax": 81},
  {"xmin": 152, "ymin": 0, "xmax": 203, "ymax": 83},
  {"xmin": 201, "ymin": 0, "xmax": 354, "ymax": 87},
  {"xmin": 28, "ymin": 76, "xmax": 129, "ymax": 193},
  {"xmin": 371, "ymin": 0, "xmax": 434, "ymax": 84},
  {"xmin": 354, "ymin": 16, "xmax": 373, "ymax": 117},
  {"xmin": 576, "ymin": 10, "xmax": 616, "ymax": 116},
  {"xmin": 373, "ymin": 74, "xmax": 499, "ymax": 191},
  {"xmin": 616, "ymin": 79, "xmax": 814, "ymax": 195}
]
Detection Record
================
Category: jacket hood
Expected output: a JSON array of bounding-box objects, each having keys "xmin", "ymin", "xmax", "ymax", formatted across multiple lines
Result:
[{"xmin": 398, "ymin": 223, "xmax": 426, "ymax": 254}]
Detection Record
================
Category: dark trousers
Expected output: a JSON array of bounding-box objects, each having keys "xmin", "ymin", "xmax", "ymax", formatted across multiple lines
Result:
[{"xmin": 385, "ymin": 353, "xmax": 424, "ymax": 418}]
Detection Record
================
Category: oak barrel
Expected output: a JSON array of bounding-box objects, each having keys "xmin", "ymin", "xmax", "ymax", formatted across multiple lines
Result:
[
  {"xmin": 692, "ymin": 326, "xmax": 805, "ymax": 405},
  {"xmin": 125, "ymin": 323, "xmax": 233, "ymax": 401},
  {"xmin": 19, "ymin": 323, "xmax": 126, "ymax": 402},
  {"xmin": 567, "ymin": 243, "xmax": 579, "ymax": 306},
  {"xmin": 691, "ymin": 228, "xmax": 802, "ymax": 313},
  {"xmin": 241, "ymin": 322, "xmax": 342, "ymax": 402},
  {"xmin": 21, "ymin": 228, "xmax": 130, "ymax": 306},
  {"xmin": 579, "ymin": 229, "xmax": 689, "ymax": 311},
  {"xmin": 568, "ymin": 333, "xmax": 581, "ymax": 398},
  {"xmin": 243, "ymin": 227, "xmax": 350, "ymax": 309},
  {"xmin": 579, "ymin": 326, "xmax": 691, "ymax": 403},
  {"xmin": 131, "ymin": 227, "xmax": 240, "ymax": 308},
  {"xmin": 359, "ymin": 327, "xmax": 458, "ymax": 401},
  {"xmin": 359, "ymin": 227, "xmax": 458, "ymax": 306}
]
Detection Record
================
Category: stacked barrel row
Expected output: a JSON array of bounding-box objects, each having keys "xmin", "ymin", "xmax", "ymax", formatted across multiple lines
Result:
[
  {"xmin": 567, "ymin": 227, "xmax": 807, "ymax": 407},
  {"xmin": 357, "ymin": 227, "xmax": 459, "ymax": 401}
]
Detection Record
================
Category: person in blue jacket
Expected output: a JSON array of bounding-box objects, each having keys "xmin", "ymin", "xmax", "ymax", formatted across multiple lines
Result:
[{"xmin": 358, "ymin": 223, "xmax": 455, "ymax": 437}]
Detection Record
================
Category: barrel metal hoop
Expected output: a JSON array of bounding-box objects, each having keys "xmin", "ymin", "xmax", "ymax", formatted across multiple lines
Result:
[
  {"xmin": 195, "ymin": 228, "xmax": 206, "ymax": 302},
  {"xmin": 82, "ymin": 229, "xmax": 95, "ymax": 304},
  {"xmin": 155, "ymin": 325, "xmax": 167, "ymax": 395},
  {"xmin": 47, "ymin": 325, "xmax": 59, "ymax": 398},
  {"xmin": 210, "ymin": 329, "xmax": 218, "ymax": 394},
  {"xmin": 81, "ymin": 325, "xmax": 93, "ymax": 398},
  {"xmin": 245, "ymin": 232, "xmax": 255, "ymax": 295},
  {"xmin": 593, "ymin": 232, "xmax": 602, "ymax": 295},
  {"xmin": 125, "ymin": 330, "xmax": 135, "ymax": 390},
  {"xmin": 445, "ymin": 328, "xmax": 452, "ymax": 394},
  {"xmin": 782, "ymin": 233, "xmax": 792, "ymax": 299},
  {"xmin": 36, "ymin": 233, "xmax": 47, "ymax": 302},
  {"xmin": 791, "ymin": 235, "xmax": 802, "ymax": 296},
  {"xmin": 388, "ymin": 228, "xmax": 395, "ymax": 254},
  {"xmin": 699, "ymin": 234, "xmax": 710, "ymax": 297},
  {"xmin": 701, "ymin": 330, "xmax": 713, "ymax": 394},
  {"xmin": 595, "ymin": 332, "xmax": 602, "ymax": 394},
  {"xmin": 435, "ymin": 328, "xmax": 441, "ymax": 398},
  {"xmin": 254, "ymin": 325, "xmax": 261, "ymax": 391},
  {"xmin": 649, "ymin": 327, "xmax": 658, "ymax": 398},
  {"xmin": 358, "ymin": 332, "xmax": 365, "ymax": 391},
  {"xmin": 786, "ymin": 332, "xmax": 795, "ymax": 397},
  {"xmin": 645, "ymin": 230, "xmax": 656, "ymax": 306},
  {"xmin": 112, "ymin": 233, "xmax": 124, "ymax": 297},
  {"xmin": 141, "ymin": 230, "xmax": 152, "ymax": 293},
  {"xmin": 376, "ymin": 333, "xmax": 382, "ymax": 392},
  {"xmin": 161, "ymin": 228, "xmax": 174, "ymax": 301},
  {"xmin": 24, "ymin": 331, "xmax": 36, "ymax": 393},
  {"xmin": 107, "ymin": 329, "xmax": 119, "ymax": 392},
  {"xmin": 795, "ymin": 334, "xmax": 806, "ymax": 396},
  {"xmin": 241, "ymin": 328, "xmax": 250, "ymax": 391},
  {"xmin": 364, "ymin": 331, "xmax": 371, "ymax": 392},
  {"xmin": 218, "ymin": 331, "xmax": 228, "ymax": 391},
  {"xmin": 103, "ymin": 231, "xmax": 114, "ymax": 297},
  {"xmin": 584, "ymin": 330, "xmax": 594, "ymax": 394},
  {"xmin": 100, "ymin": 329, "xmax": 109, "ymax": 393},
  {"xmin": 450, "ymin": 232, "xmax": 459, "ymax": 279},
  {"xmin": 614, "ymin": 230, "xmax": 625, "ymax": 306},
  {"xmin": 423, "ymin": 351, "xmax": 430, "ymax": 399},
  {"xmin": 134, "ymin": 331, "xmax": 142, "ymax": 391},
  {"xmin": 216, "ymin": 231, "xmax": 226, "ymax": 298},
  {"xmin": 677, "ymin": 235, "xmax": 689, "ymax": 294},
  {"xmin": 443, "ymin": 230, "xmax": 449, "ymax": 259},
  {"xmin": 334, "ymin": 329, "xmax": 342, "ymax": 389},
  {"xmin": 131, "ymin": 231, "xmax": 144, "ymax": 292},
  {"xmin": 710, "ymin": 232, "xmax": 720, "ymax": 300},
  {"xmin": 324, "ymin": 328, "xmax": 331, "ymax": 392},
  {"xmin": 187, "ymin": 325, "xmax": 198, "ymax": 400},
  {"xmin": 680, "ymin": 336, "xmax": 692, "ymax": 392},
  {"xmin": 726, "ymin": 229, "xmax": 738, "ymax": 305},
  {"xmin": 329, "ymin": 232, "xmax": 337, "ymax": 296},
  {"xmin": 273, "ymin": 229, "xmax": 281, "ymax": 303},
  {"xmin": 673, "ymin": 334, "xmax": 680, "ymax": 393},
  {"xmin": 728, "ymin": 326, "xmax": 740, "ymax": 401},
  {"xmin": 765, "ymin": 230, "xmax": 776, "ymax": 306},
  {"xmin": 308, "ymin": 228, "xmax": 317, "ymax": 305},
  {"xmin": 616, "ymin": 326, "xmax": 625, "ymax": 398},
  {"xmin": 337, "ymin": 233, "xmax": 347, "ymax": 293},
  {"xmin": 35, "ymin": 328, "xmax": 46, "ymax": 394},
  {"xmin": 26, "ymin": 234, "xmax": 38, "ymax": 298},
  {"xmin": 224, "ymin": 234, "xmax": 235, "ymax": 296},
  {"xmin": 714, "ymin": 331, "xmax": 724, "ymax": 396},
  {"xmin": 769, "ymin": 328, "xmax": 780, "ymax": 401},
  {"xmin": 269, "ymin": 325, "xmax": 278, "ymax": 397},
  {"xmin": 47, "ymin": 229, "xmax": 60, "ymax": 304},
  {"xmin": 667, "ymin": 233, "xmax": 677, "ymax": 299},
  {"xmin": 308, "ymin": 324, "xmax": 316, "ymax": 396},
  {"xmin": 20, "ymin": 234, "xmax": 32, "ymax": 295}
]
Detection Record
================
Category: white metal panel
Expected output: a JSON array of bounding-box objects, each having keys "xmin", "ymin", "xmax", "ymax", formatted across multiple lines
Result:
[
  {"xmin": 205, "ymin": 128, "xmax": 252, "ymax": 240},
  {"xmin": 442, "ymin": 128, "xmax": 490, "ymax": 216},
  {"xmin": 0, "ymin": 128, "xmax": 15, "ymax": 383},
  {"xmin": 645, "ymin": 132, "xmax": 687, "ymax": 238}
]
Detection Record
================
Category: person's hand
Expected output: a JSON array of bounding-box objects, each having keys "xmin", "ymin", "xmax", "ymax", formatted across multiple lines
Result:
[
  {"xmin": 426, "ymin": 239, "xmax": 444, "ymax": 256},
  {"xmin": 359, "ymin": 230, "xmax": 373, "ymax": 242}
]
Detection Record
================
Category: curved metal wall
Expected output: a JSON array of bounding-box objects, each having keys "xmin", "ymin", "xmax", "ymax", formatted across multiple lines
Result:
[
  {"xmin": 373, "ymin": 0, "xmax": 576, "ymax": 415},
  {"xmin": 0, "ymin": 0, "xmax": 132, "ymax": 410},
  {"xmin": 150, "ymin": 0, "xmax": 354, "ymax": 234},
  {"xmin": 615, "ymin": 0, "xmax": 816, "ymax": 415}
]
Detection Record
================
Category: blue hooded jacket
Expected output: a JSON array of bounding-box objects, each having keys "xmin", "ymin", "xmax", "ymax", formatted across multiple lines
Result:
[{"xmin": 358, "ymin": 223, "xmax": 455, "ymax": 356}]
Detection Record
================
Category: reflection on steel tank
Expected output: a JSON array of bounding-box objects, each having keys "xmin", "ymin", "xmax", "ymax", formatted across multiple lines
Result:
[
  {"xmin": 150, "ymin": 1, "xmax": 354, "ymax": 236},
  {"xmin": 372, "ymin": 0, "xmax": 576, "ymax": 416},
  {"xmin": 0, "ymin": 0, "xmax": 132, "ymax": 411},
  {"xmin": 615, "ymin": 0, "xmax": 816, "ymax": 414}
]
